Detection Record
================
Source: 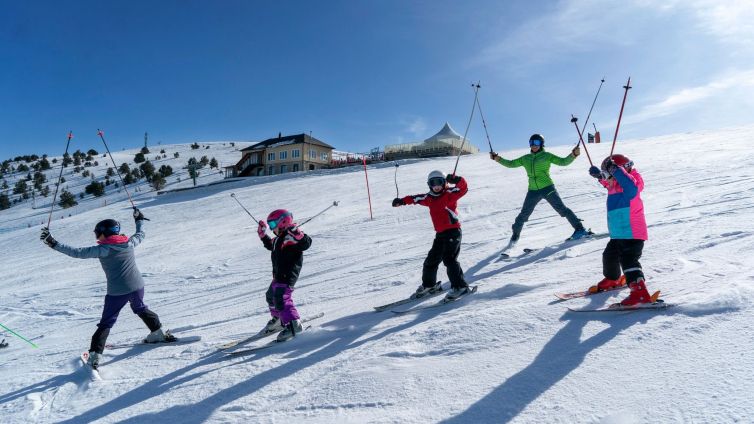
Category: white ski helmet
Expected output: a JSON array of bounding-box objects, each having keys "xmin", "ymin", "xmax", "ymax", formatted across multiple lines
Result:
[{"xmin": 427, "ymin": 170, "xmax": 446, "ymax": 189}]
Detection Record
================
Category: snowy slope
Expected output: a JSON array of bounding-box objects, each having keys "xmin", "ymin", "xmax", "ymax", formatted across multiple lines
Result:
[{"xmin": 1, "ymin": 126, "xmax": 753, "ymax": 423}]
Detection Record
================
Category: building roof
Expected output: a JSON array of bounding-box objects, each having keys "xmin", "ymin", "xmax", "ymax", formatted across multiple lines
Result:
[
  {"xmin": 423, "ymin": 122, "xmax": 463, "ymax": 143},
  {"xmin": 241, "ymin": 133, "xmax": 335, "ymax": 152}
]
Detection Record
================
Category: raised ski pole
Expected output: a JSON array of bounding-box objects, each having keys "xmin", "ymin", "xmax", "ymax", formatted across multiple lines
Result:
[
  {"xmin": 97, "ymin": 129, "xmax": 136, "ymax": 208},
  {"xmin": 394, "ymin": 163, "xmax": 400, "ymax": 197},
  {"xmin": 230, "ymin": 193, "xmax": 259, "ymax": 223},
  {"xmin": 0, "ymin": 322, "xmax": 38, "ymax": 348},
  {"xmin": 579, "ymin": 77, "xmax": 605, "ymax": 146},
  {"xmin": 47, "ymin": 131, "xmax": 73, "ymax": 228},
  {"xmin": 298, "ymin": 201, "xmax": 339, "ymax": 227},
  {"xmin": 363, "ymin": 156, "xmax": 373, "ymax": 220},
  {"xmin": 571, "ymin": 115, "xmax": 595, "ymax": 166},
  {"xmin": 451, "ymin": 82, "xmax": 480, "ymax": 176},
  {"xmin": 474, "ymin": 84, "xmax": 495, "ymax": 153},
  {"xmin": 610, "ymin": 77, "xmax": 632, "ymax": 156}
]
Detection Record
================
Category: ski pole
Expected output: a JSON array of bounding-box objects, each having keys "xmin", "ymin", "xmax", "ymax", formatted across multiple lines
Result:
[
  {"xmin": 0, "ymin": 322, "xmax": 38, "ymax": 348},
  {"xmin": 97, "ymin": 129, "xmax": 136, "ymax": 208},
  {"xmin": 363, "ymin": 157, "xmax": 373, "ymax": 220},
  {"xmin": 230, "ymin": 193, "xmax": 259, "ymax": 223},
  {"xmin": 574, "ymin": 78, "xmax": 605, "ymax": 148},
  {"xmin": 394, "ymin": 162, "xmax": 400, "ymax": 197},
  {"xmin": 610, "ymin": 77, "xmax": 632, "ymax": 156},
  {"xmin": 570, "ymin": 115, "xmax": 595, "ymax": 166},
  {"xmin": 474, "ymin": 84, "xmax": 494, "ymax": 153},
  {"xmin": 451, "ymin": 82, "xmax": 480, "ymax": 176},
  {"xmin": 47, "ymin": 131, "xmax": 73, "ymax": 228},
  {"xmin": 298, "ymin": 201, "xmax": 339, "ymax": 227}
]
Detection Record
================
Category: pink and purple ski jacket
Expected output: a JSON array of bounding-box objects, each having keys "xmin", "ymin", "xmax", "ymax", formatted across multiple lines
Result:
[{"xmin": 600, "ymin": 168, "xmax": 648, "ymax": 240}]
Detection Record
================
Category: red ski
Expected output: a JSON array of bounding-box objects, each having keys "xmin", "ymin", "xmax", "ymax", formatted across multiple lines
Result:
[{"xmin": 555, "ymin": 276, "xmax": 626, "ymax": 300}]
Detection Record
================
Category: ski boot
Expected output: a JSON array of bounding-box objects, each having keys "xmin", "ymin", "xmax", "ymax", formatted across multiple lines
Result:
[
  {"xmin": 87, "ymin": 351, "xmax": 102, "ymax": 369},
  {"xmin": 277, "ymin": 320, "xmax": 304, "ymax": 342},
  {"xmin": 588, "ymin": 275, "xmax": 627, "ymax": 294},
  {"xmin": 262, "ymin": 317, "xmax": 284, "ymax": 334},
  {"xmin": 412, "ymin": 281, "xmax": 442, "ymax": 299},
  {"xmin": 444, "ymin": 285, "xmax": 471, "ymax": 301},
  {"xmin": 620, "ymin": 278, "xmax": 653, "ymax": 306},
  {"xmin": 568, "ymin": 228, "xmax": 594, "ymax": 241},
  {"xmin": 144, "ymin": 328, "xmax": 177, "ymax": 343}
]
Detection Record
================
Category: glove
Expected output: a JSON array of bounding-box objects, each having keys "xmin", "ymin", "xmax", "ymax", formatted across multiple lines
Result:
[
  {"xmin": 287, "ymin": 226, "xmax": 305, "ymax": 241},
  {"xmin": 589, "ymin": 166, "xmax": 602, "ymax": 179},
  {"xmin": 133, "ymin": 208, "xmax": 148, "ymax": 222},
  {"xmin": 257, "ymin": 220, "xmax": 268, "ymax": 239},
  {"xmin": 392, "ymin": 197, "xmax": 405, "ymax": 207},
  {"xmin": 604, "ymin": 160, "xmax": 619, "ymax": 176},
  {"xmin": 446, "ymin": 174, "xmax": 461, "ymax": 184},
  {"xmin": 40, "ymin": 227, "xmax": 57, "ymax": 248},
  {"xmin": 490, "ymin": 152, "xmax": 499, "ymax": 160},
  {"xmin": 572, "ymin": 146, "xmax": 581, "ymax": 157}
]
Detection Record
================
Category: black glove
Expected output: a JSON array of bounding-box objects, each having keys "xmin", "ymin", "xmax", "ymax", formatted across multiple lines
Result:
[
  {"xmin": 490, "ymin": 152, "xmax": 499, "ymax": 160},
  {"xmin": 446, "ymin": 174, "xmax": 462, "ymax": 184},
  {"xmin": 604, "ymin": 160, "xmax": 619, "ymax": 176},
  {"xmin": 133, "ymin": 207, "xmax": 149, "ymax": 222},
  {"xmin": 40, "ymin": 227, "xmax": 57, "ymax": 248},
  {"xmin": 589, "ymin": 166, "xmax": 602, "ymax": 179},
  {"xmin": 392, "ymin": 197, "xmax": 405, "ymax": 207}
]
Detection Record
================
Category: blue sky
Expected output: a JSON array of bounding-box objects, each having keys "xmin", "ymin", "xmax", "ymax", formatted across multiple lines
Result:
[{"xmin": 2, "ymin": 0, "xmax": 753, "ymax": 159}]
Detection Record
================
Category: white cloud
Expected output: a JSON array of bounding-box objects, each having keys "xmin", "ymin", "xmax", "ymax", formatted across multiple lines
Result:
[
  {"xmin": 405, "ymin": 117, "xmax": 427, "ymax": 137},
  {"xmin": 623, "ymin": 68, "xmax": 754, "ymax": 125}
]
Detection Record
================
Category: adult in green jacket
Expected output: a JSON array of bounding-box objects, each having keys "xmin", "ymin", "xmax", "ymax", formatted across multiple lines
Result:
[{"xmin": 490, "ymin": 133, "xmax": 590, "ymax": 248}]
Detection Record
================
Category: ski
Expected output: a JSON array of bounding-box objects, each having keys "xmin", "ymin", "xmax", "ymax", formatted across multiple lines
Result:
[
  {"xmin": 373, "ymin": 286, "xmax": 444, "ymax": 312},
  {"xmin": 568, "ymin": 292, "xmax": 673, "ymax": 313},
  {"xmin": 391, "ymin": 286, "xmax": 478, "ymax": 314},
  {"xmin": 227, "ymin": 326, "xmax": 312, "ymax": 357},
  {"xmin": 80, "ymin": 351, "xmax": 103, "ymax": 381},
  {"xmin": 565, "ymin": 230, "xmax": 606, "ymax": 242},
  {"xmin": 554, "ymin": 276, "xmax": 627, "ymax": 300},
  {"xmin": 500, "ymin": 248, "xmax": 535, "ymax": 260},
  {"xmin": 216, "ymin": 312, "xmax": 325, "ymax": 351},
  {"xmin": 105, "ymin": 335, "xmax": 202, "ymax": 350}
]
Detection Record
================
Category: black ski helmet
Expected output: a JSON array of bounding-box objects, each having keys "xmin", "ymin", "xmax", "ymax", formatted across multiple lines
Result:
[
  {"xmin": 529, "ymin": 133, "xmax": 545, "ymax": 146},
  {"xmin": 94, "ymin": 219, "xmax": 121, "ymax": 238}
]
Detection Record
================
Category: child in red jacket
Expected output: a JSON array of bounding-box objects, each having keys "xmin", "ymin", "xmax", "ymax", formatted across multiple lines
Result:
[{"xmin": 392, "ymin": 170, "xmax": 469, "ymax": 301}]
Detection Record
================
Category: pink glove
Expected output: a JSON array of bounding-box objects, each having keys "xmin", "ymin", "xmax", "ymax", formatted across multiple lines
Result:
[
  {"xmin": 287, "ymin": 226, "xmax": 305, "ymax": 241},
  {"xmin": 257, "ymin": 220, "xmax": 268, "ymax": 239}
]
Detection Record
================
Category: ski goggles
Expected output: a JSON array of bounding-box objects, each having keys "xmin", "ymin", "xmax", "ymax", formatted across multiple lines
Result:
[
  {"xmin": 529, "ymin": 139, "xmax": 543, "ymax": 147},
  {"xmin": 267, "ymin": 212, "xmax": 291, "ymax": 230},
  {"xmin": 427, "ymin": 177, "xmax": 446, "ymax": 188}
]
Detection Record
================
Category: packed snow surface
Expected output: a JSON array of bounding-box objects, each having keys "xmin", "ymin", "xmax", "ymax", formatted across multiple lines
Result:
[{"xmin": 1, "ymin": 126, "xmax": 753, "ymax": 423}]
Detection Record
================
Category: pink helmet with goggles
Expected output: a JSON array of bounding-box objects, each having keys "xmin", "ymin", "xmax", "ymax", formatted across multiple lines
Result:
[{"xmin": 267, "ymin": 209, "xmax": 294, "ymax": 231}]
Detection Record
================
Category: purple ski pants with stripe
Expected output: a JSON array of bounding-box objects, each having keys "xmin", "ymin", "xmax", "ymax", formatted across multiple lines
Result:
[{"xmin": 265, "ymin": 281, "xmax": 300, "ymax": 325}]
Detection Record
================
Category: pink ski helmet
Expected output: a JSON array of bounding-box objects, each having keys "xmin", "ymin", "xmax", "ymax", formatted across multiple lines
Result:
[{"xmin": 267, "ymin": 209, "xmax": 293, "ymax": 231}]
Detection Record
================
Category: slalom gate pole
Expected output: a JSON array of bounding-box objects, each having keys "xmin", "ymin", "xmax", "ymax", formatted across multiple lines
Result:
[
  {"xmin": 474, "ymin": 85, "xmax": 494, "ymax": 153},
  {"xmin": 46, "ymin": 131, "xmax": 73, "ymax": 228},
  {"xmin": 610, "ymin": 77, "xmax": 632, "ymax": 156},
  {"xmin": 0, "ymin": 322, "xmax": 38, "ymax": 348},
  {"xmin": 452, "ymin": 82, "xmax": 480, "ymax": 176},
  {"xmin": 298, "ymin": 201, "xmax": 339, "ymax": 228},
  {"xmin": 97, "ymin": 129, "xmax": 135, "ymax": 208},
  {"xmin": 570, "ymin": 115, "xmax": 594, "ymax": 166},
  {"xmin": 230, "ymin": 193, "xmax": 259, "ymax": 223},
  {"xmin": 363, "ymin": 156, "xmax": 373, "ymax": 220}
]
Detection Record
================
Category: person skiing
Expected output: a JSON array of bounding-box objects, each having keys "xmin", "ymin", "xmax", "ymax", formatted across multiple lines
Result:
[
  {"xmin": 490, "ymin": 133, "xmax": 590, "ymax": 248},
  {"xmin": 392, "ymin": 171, "xmax": 470, "ymax": 301},
  {"xmin": 40, "ymin": 208, "xmax": 174, "ymax": 369},
  {"xmin": 256, "ymin": 209, "xmax": 312, "ymax": 342},
  {"xmin": 587, "ymin": 154, "xmax": 657, "ymax": 306}
]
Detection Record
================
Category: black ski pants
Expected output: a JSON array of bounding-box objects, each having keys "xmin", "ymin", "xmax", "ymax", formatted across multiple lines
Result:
[
  {"xmin": 512, "ymin": 185, "xmax": 583, "ymax": 239},
  {"xmin": 603, "ymin": 239, "xmax": 645, "ymax": 283},
  {"xmin": 422, "ymin": 228, "xmax": 467, "ymax": 289}
]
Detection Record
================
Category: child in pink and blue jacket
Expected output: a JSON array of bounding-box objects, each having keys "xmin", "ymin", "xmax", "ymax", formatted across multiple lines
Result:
[{"xmin": 588, "ymin": 154, "xmax": 657, "ymax": 306}]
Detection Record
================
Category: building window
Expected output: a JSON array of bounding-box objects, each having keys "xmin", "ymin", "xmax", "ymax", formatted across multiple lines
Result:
[
  {"xmin": 292, "ymin": 149, "xmax": 300, "ymax": 158},
  {"xmin": 280, "ymin": 164, "xmax": 288, "ymax": 173},
  {"xmin": 279, "ymin": 151, "xmax": 288, "ymax": 160},
  {"xmin": 309, "ymin": 149, "xmax": 317, "ymax": 159},
  {"xmin": 321, "ymin": 152, "xmax": 328, "ymax": 161},
  {"xmin": 309, "ymin": 164, "xmax": 315, "ymax": 171},
  {"xmin": 267, "ymin": 152, "xmax": 275, "ymax": 161},
  {"xmin": 268, "ymin": 166, "xmax": 274, "ymax": 175},
  {"xmin": 293, "ymin": 163, "xmax": 299, "ymax": 172}
]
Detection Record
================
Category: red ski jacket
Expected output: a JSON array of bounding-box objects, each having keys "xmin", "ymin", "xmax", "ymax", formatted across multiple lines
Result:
[{"xmin": 401, "ymin": 177, "xmax": 468, "ymax": 232}]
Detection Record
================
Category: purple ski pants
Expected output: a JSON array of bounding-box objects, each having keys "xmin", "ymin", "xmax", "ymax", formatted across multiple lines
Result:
[{"xmin": 265, "ymin": 281, "xmax": 300, "ymax": 325}]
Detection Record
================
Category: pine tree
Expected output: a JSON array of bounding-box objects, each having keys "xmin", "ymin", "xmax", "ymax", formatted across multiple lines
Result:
[{"xmin": 58, "ymin": 190, "xmax": 77, "ymax": 208}]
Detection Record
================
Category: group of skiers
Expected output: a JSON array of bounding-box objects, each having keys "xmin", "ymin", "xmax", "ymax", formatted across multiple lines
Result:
[{"xmin": 37, "ymin": 132, "xmax": 654, "ymax": 368}]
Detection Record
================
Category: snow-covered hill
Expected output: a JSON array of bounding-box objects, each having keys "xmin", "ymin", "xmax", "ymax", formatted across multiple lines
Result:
[{"xmin": 1, "ymin": 126, "xmax": 753, "ymax": 423}]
